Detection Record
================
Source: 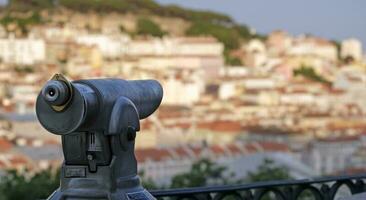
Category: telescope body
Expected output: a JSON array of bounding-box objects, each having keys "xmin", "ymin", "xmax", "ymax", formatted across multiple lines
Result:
[{"xmin": 36, "ymin": 74, "xmax": 163, "ymax": 200}]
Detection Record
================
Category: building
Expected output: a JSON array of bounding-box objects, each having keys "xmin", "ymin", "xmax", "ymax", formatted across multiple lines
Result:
[
  {"xmin": 75, "ymin": 34, "xmax": 130, "ymax": 58},
  {"xmin": 126, "ymin": 37, "xmax": 223, "ymax": 57},
  {"xmin": 137, "ymin": 141, "xmax": 313, "ymax": 186},
  {"xmin": 0, "ymin": 35, "xmax": 45, "ymax": 65},
  {"xmin": 287, "ymin": 36, "xmax": 338, "ymax": 62},
  {"xmin": 162, "ymin": 76, "xmax": 203, "ymax": 106},
  {"xmin": 341, "ymin": 38, "xmax": 363, "ymax": 61},
  {"xmin": 244, "ymin": 39, "xmax": 268, "ymax": 67},
  {"xmin": 126, "ymin": 37, "xmax": 224, "ymax": 78},
  {"xmin": 266, "ymin": 31, "xmax": 292, "ymax": 56},
  {"xmin": 304, "ymin": 136, "xmax": 361, "ymax": 175}
]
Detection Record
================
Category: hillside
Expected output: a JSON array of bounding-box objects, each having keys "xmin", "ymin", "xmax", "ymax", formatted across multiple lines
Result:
[
  {"xmin": 2, "ymin": 0, "xmax": 260, "ymax": 64},
  {"xmin": 7, "ymin": 0, "xmax": 233, "ymax": 24}
]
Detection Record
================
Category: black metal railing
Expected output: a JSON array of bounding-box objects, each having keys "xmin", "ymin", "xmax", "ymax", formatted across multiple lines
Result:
[{"xmin": 150, "ymin": 174, "xmax": 366, "ymax": 200}]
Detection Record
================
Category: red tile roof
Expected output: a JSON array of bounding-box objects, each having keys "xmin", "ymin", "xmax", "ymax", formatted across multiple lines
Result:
[
  {"xmin": 135, "ymin": 148, "xmax": 171, "ymax": 162},
  {"xmin": 0, "ymin": 160, "xmax": 5, "ymax": 168},
  {"xmin": 317, "ymin": 135, "xmax": 360, "ymax": 143},
  {"xmin": 166, "ymin": 122, "xmax": 192, "ymax": 129},
  {"xmin": 227, "ymin": 144, "xmax": 242, "ymax": 155},
  {"xmin": 210, "ymin": 145, "xmax": 226, "ymax": 155},
  {"xmin": 197, "ymin": 120, "xmax": 243, "ymax": 133},
  {"xmin": 244, "ymin": 143, "xmax": 258, "ymax": 153},
  {"xmin": 173, "ymin": 147, "xmax": 190, "ymax": 157},
  {"xmin": 256, "ymin": 141, "xmax": 290, "ymax": 152},
  {"xmin": 0, "ymin": 138, "xmax": 13, "ymax": 152},
  {"xmin": 135, "ymin": 141, "xmax": 289, "ymax": 163},
  {"xmin": 9, "ymin": 155, "xmax": 28, "ymax": 166}
]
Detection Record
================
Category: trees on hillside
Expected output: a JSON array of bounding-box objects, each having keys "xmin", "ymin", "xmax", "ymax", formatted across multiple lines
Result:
[
  {"xmin": 136, "ymin": 18, "xmax": 165, "ymax": 38},
  {"xmin": 186, "ymin": 21, "xmax": 241, "ymax": 50},
  {"xmin": 293, "ymin": 65, "xmax": 331, "ymax": 85}
]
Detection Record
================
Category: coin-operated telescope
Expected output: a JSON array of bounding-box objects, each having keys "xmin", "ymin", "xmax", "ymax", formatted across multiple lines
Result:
[{"xmin": 36, "ymin": 74, "xmax": 163, "ymax": 200}]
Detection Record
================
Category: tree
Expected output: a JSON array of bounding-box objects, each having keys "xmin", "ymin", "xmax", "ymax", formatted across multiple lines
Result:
[
  {"xmin": 136, "ymin": 18, "xmax": 165, "ymax": 38},
  {"xmin": 0, "ymin": 169, "xmax": 59, "ymax": 200},
  {"xmin": 233, "ymin": 25, "xmax": 252, "ymax": 40},
  {"xmin": 170, "ymin": 158, "xmax": 231, "ymax": 188},
  {"xmin": 8, "ymin": 0, "xmax": 54, "ymax": 10},
  {"xmin": 224, "ymin": 50, "xmax": 242, "ymax": 66},
  {"xmin": 0, "ymin": 11, "xmax": 42, "ymax": 36},
  {"xmin": 293, "ymin": 65, "xmax": 331, "ymax": 85},
  {"xmin": 246, "ymin": 159, "xmax": 291, "ymax": 182},
  {"xmin": 119, "ymin": 24, "xmax": 126, "ymax": 33},
  {"xmin": 186, "ymin": 21, "xmax": 241, "ymax": 50},
  {"xmin": 246, "ymin": 159, "xmax": 314, "ymax": 200},
  {"xmin": 139, "ymin": 170, "xmax": 159, "ymax": 190}
]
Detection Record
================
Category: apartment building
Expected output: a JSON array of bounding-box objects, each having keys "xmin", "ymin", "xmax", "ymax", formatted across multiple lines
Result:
[{"xmin": 0, "ymin": 35, "xmax": 45, "ymax": 65}]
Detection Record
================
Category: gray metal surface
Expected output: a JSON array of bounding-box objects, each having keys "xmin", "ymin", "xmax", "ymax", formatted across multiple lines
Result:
[
  {"xmin": 341, "ymin": 193, "xmax": 366, "ymax": 200},
  {"xmin": 35, "ymin": 74, "xmax": 163, "ymax": 200}
]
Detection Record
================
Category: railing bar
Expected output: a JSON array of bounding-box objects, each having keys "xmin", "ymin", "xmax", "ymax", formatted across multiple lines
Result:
[{"xmin": 150, "ymin": 174, "xmax": 366, "ymax": 197}]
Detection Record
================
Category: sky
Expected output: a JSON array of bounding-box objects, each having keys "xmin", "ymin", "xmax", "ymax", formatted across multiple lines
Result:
[{"xmin": 156, "ymin": 0, "xmax": 366, "ymax": 48}]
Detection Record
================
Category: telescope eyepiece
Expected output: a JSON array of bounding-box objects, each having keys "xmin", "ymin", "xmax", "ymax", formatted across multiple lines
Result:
[{"xmin": 41, "ymin": 80, "xmax": 70, "ymax": 106}]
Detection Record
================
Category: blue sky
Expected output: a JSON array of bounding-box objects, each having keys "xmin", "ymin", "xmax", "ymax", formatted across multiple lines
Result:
[{"xmin": 156, "ymin": 0, "xmax": 366, "ymax": 48}]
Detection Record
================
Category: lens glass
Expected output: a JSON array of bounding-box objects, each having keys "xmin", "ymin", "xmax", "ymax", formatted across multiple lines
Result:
[{"xmin": 48, "ymin": 88, "xmax": 56, "ymax": 97}]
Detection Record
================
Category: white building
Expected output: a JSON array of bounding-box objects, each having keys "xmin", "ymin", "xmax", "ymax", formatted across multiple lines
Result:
[
  {"xmin": 220, "ymin": 66, "xmax": 249, "ymax": 77},
  {"xmin": 280, "ymin": 93, "xmax": 316, "ymax": 105},
  {"xmin": 127, "ymin": 37, "xmax": 225, "ymax": 78},
  {"xmin": 341, "ymin": 38, "xmax": 363, "ymax": 61},
  {"xmin": 162, "ymin": 75, "xmax": 203, "ymax": 106},
  {"xmin": 11, "ymin": 84, "xmax": 39, "ymax": 114},
  {"xmin": 287, "ymin": 36, "xmax": 337, "ymax": 62},
  {"xmin": 137, "ymin": 142, "xmax": 314, "ymax": 186},
  {"xmin": 304, "ymin": 136, "xmax": 361, "ymax": 175},
  {"xmin": 266, "ymin": 31, "xmax": 292, "ymax": 56},
  {"xmin": 75, "ymin": 34, "xmax": 130, "ymax": 58},
  {"xmin": 0, "ymin": 36, "xmax": 45, "ymax": 65},
  {"xmin": 218, "ymin": 81, "xmax": 236, "ymax": 100},
  {"xmin": 244, "ymin": 39, "xmax": 268, "ymax": 67},
  {"xmin": 333, "ymin": 67, "xmax": 366, "ymax": 111},
  {"xmin": 127, "ymin": 37, "xmax": 223, "ymax": 57},
  {"xmin": 243, "ymin": 78, "xmax": 278, "ymax": 90}
]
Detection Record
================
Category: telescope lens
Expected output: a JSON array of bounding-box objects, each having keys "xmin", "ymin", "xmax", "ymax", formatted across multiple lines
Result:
[
  {"xmin": 48, "ymin": 89, "xmax": 55, "ymax": 97},
  {"xmin": 41, "ymin": 80, "xmax": 70, "ymax": 106}
]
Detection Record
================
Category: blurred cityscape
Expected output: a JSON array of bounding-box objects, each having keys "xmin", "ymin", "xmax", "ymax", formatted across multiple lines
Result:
[{"xmin": 0, "ymin": 0, "xmax": 366, "ymax": 188}]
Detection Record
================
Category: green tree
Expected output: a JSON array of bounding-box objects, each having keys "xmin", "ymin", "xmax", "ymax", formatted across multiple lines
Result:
[
  {"xmin": 0, "ymin": 11, "xmax": 42, "ymax": 35},
  {"xmin": 119, "ymin": 24, "xmax": 126, "ymax": 33},
  {"xmin": 293, "ymin": 65, "xmax": 331, "ymax": 85},
  {"xmin": 233, "ymin": 25, "xmax": 252, "ymax": 39},
  {"xmin": 139, "ymin": 170, "xmax": 159, "ymax": 190},
  {"xmin": 136, "ymin": 18, "xmax": 165, "ymax": 37},
  {"xmin": 224, "ymin": 50, "xmax": 242, "ymax": 66},
  {"xmin": 0, "ymin": 169, "xmax": 59, "ymax": 200},
  {"xmin": 186, "ymin": 21, "xmax": 241, "ymax": 50},
  {"xmin": 14, "ymin": 65, "xmax": 34, "ymax": 73},
  {"xmin": 170, "ymin": 159, "xmax": 230, "ymax": 188},
  {"xmin": 246, "ymin": 159, "xmax": 313, "ymax": 200},
  {"xmin": 8, "ymin": 0, "xmax": 54, "ymax": 10},
  {"xmin": 61, "ymin": 0, "xmax": 233, "ymax": 23},
  {"xmin": 246, "ymin": 159, "xmax": 291, "ymax": 182}
]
